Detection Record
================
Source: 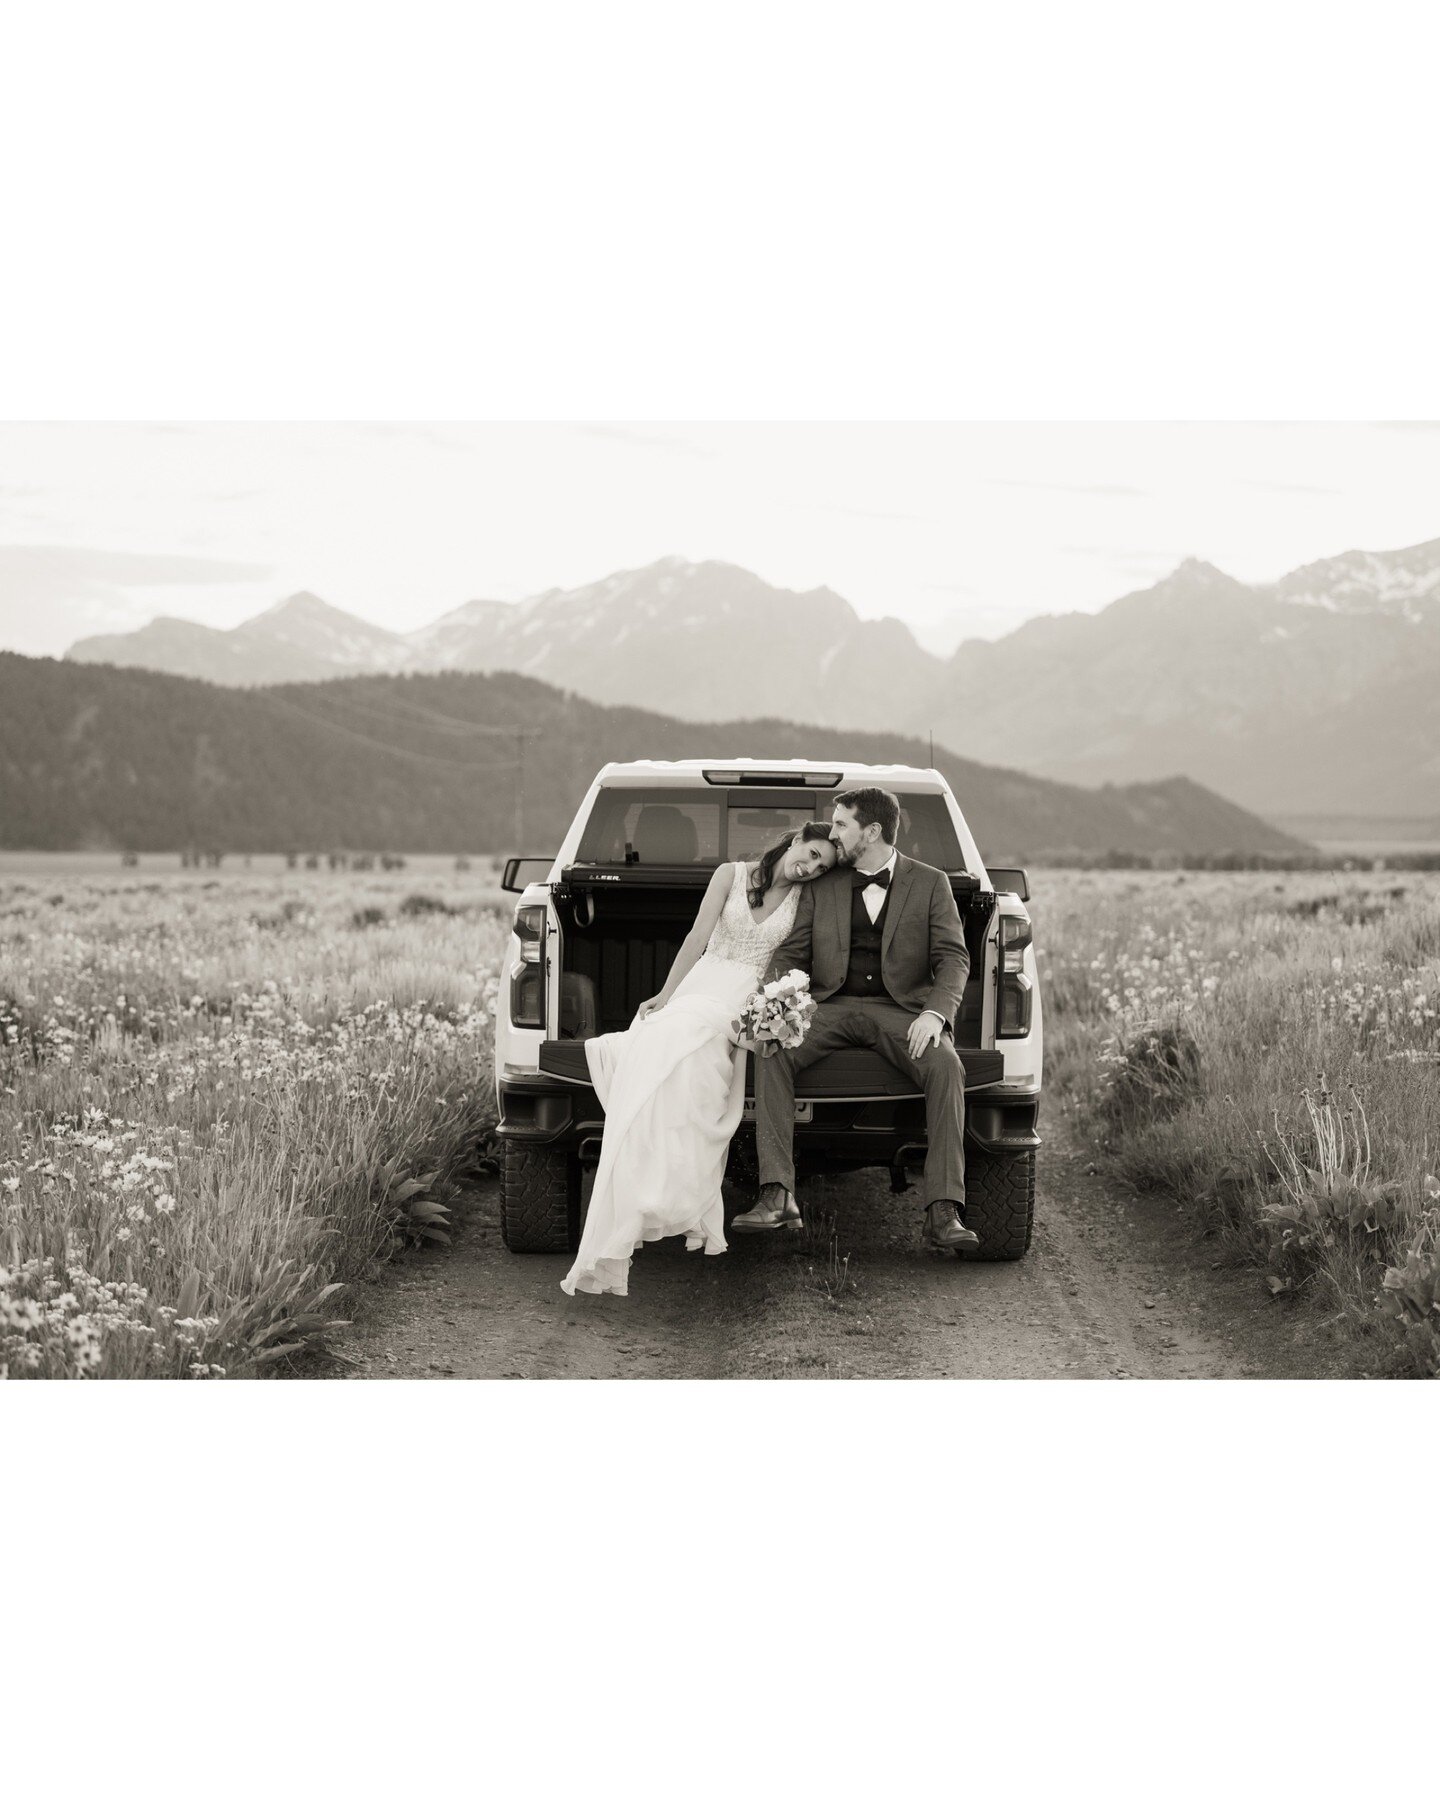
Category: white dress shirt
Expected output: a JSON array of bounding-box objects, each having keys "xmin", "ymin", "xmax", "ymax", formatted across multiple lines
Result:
[
  {"xmin": 856, "ymin": 846, "xmax": 898, "ymax": 923},
  {"xmin": 853, "ymin": 848, "xmax": 947, "ymax": 1036}
]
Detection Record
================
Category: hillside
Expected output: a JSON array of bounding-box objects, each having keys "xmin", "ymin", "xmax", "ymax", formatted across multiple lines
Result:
[
  {"xmin": 0, "ymin": 655, "xmax": 1313, "ymax": 863},
  {"xmin": 62, "ymin": 540, "xmax": 1440, "ymax": 819}
]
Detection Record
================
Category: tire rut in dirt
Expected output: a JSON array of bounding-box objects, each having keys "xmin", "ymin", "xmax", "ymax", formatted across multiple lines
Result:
[{"xmin": 351, "ymin": 1121, "xmax": 1294, "ymax": 1379}]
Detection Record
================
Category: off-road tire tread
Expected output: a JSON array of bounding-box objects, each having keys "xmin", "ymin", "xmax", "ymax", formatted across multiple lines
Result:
[
  {"xmin": 501, "ymin": 1142, "xmax": 581, "ymax": 1253},
  {"xmin": 960, "ymin": 1147, "xmax": 1036, "ymax": 1262}
]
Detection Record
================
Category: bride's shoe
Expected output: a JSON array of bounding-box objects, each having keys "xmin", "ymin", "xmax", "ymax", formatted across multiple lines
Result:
[{"xmin": 731, "ymin": 1183, "xmax": 803, "ymax": 1232}]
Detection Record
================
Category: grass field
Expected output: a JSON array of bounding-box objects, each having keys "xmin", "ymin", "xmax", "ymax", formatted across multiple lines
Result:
[
  {"xmin": 1033, "ymin": 868, "xmax": 1440, "ymax": 1376},
  {"xmin": 1, "ymin": 865, "xmax": 509, "ymax": 1377},
  {"xmin": 4, "ymin": 860, "xmax": 1438, "ymax": 1377}
]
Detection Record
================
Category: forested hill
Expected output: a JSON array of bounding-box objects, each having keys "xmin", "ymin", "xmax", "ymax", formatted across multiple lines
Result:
[{"xmin": 0, "ymin": 654, "xmax": 1312, "ymax": 863}]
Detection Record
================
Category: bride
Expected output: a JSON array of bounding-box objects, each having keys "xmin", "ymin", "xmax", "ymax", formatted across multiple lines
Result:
[{"xmin": 560, "ymin": 820, "xmax": 839, "ymax": 1297}]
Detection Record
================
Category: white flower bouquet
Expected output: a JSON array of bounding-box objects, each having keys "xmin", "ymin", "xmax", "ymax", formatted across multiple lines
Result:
[{"xmin": 732, "ymin": 970, "xmax": 817, "ymax": 1056}]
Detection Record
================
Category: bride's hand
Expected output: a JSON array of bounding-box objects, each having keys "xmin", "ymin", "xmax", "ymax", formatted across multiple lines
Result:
[{"xmin": 635, "ymin": 995, "xmax": 665, "ymax": 1022}]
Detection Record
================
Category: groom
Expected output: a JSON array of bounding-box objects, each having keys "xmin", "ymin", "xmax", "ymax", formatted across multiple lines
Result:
[{"xmin": 739, "ymin": 786, "xmax": 978, "ymax": 1250}]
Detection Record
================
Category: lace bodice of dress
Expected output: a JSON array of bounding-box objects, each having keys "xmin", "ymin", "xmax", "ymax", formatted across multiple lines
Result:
[
  {"xmin": 705, "ymin": 861, "xmax": 800, "ymax": 977},
  {"xmin": 705, "ymin": 856, "xmax": 802, "ymax": 972}
]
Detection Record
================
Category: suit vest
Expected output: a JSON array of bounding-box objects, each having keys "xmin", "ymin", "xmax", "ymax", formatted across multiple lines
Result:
[{"xmin": 841, "ymin": 880, "xmax": 890, "ymax": 997}]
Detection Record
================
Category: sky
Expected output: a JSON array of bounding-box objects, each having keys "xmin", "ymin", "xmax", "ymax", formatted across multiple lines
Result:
[{"xmin": 2, "ymin": 421, "xmax": 1438, "ymax": 659}]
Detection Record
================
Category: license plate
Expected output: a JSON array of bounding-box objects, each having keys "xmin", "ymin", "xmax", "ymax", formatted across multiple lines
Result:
[{"xmin": 742, "ymin": 1099, "xmax": 812, "ymax": 1123}]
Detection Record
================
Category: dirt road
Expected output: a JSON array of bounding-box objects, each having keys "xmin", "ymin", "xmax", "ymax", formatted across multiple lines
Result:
[{"xmin": 340, "ymin": 1115, "xmax": 1355, "ymax": 1379}]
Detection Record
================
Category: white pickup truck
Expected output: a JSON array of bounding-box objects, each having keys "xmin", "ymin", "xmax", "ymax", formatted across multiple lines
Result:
[{"xmin": 494, "ymin": 759, "xmax": 1042, "ymax": 1259}]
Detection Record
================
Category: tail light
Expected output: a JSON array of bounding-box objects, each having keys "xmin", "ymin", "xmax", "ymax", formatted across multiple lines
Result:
[
  {"xmin": 997, "ymin": 913, "xmax": 1033, "ymax": 1037},
  {"xmin": 510, "ymin": 904, "xmax": 548, "ymax": 1029}
]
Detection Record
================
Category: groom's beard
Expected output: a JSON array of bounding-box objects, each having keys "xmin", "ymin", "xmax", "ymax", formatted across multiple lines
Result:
[{"xmin": 832, "ymin": 840, "xmax": 858, "ymax": 866}]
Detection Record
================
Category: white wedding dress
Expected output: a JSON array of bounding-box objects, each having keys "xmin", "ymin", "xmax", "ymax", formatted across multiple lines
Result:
[{"xmin": 561, "ymin": 861, "xmax": 801, "ymax": 1298}]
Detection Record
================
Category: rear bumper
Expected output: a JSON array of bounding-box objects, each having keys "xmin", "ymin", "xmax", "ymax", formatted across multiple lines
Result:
[
  {"xmin": 498, "ymin": 1044, "xmax": 1040, "ymax": 1162},
  {"xmin": 495, "ymin": 1079, "xmax": 605, "ymax": 1147}
]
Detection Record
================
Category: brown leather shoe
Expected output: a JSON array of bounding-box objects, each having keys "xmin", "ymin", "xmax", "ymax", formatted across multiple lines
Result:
[
  {"xmin": 924, "ymin": 1199, "xmax": 979, "ymax": 1251},
  {"xmin": 731, "ymin": 1183, "xmax": 803, "ymax": 1233}
]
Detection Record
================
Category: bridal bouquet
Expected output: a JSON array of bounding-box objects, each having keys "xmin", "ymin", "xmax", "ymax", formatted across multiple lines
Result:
[{"xmin": 733, "ymin": 970, "xmax": 817, "ymax": 1056}]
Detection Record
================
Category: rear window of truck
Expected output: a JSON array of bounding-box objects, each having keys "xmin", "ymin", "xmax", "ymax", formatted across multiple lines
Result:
[
  {"xmin": 577, "ymin": 790, "xmax": 724, "ymax": 864},
  {"xmin": 575, "ymin": 787, "xmax": 967, "ymax": 871}
]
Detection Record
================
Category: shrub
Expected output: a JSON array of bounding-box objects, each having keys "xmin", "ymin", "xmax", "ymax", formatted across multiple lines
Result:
[
  {"xmin": 399, "ymin": 893, "xmax": 456, "ymax": 919},
  {"xmin": 1260, "ymin": 1082, "xmax": 1401, "ymax": 1283},
  {"xmin": 1100, "ymin": 1020, "xmax": 1202, "ymax": 1125},
  {"xmin": 254, "ymin": 899, "xmax": 311, "ymax": 932}
]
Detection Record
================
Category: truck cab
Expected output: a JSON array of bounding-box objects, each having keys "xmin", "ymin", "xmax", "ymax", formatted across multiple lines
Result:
[{"xmin": 494, "ymin": 759, "xmax": 1042, "ymax": 1258}]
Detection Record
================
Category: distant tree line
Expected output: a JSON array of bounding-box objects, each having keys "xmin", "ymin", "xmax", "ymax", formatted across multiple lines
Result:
[
  {"xmin": 1073, "ymin": 848, "xmax": 1440, "ymax": 873},
  {"xmin": 282, "ymin": 851, "xmax": 410, "ymax": 871}
]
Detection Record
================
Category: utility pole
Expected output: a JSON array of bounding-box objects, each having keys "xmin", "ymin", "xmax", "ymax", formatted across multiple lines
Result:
[
  {"xmin": 514, "ymin": 728, "xmax": 540, "ymax": 848},
  {"xmin": 928, "ymin": 729, "xmax": 935, "ymax": 768}
]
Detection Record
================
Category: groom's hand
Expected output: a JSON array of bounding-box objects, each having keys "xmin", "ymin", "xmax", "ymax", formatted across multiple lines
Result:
[{"xmin": 907, "ymin": 1012, "xmax": 945, "ymax": 1059}]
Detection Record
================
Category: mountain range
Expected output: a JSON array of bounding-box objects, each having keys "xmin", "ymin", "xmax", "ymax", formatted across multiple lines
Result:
[
  {"xmin": 0, "ymin": 654, "xmax": 1312, "ymax": 863},
  {"xmin": 63, "ymin": 539, "xmax": 1440, "ymax": 819},
  {"xmin": 66, "ymin": 589, "xmax": 413, "ymax": 686}
]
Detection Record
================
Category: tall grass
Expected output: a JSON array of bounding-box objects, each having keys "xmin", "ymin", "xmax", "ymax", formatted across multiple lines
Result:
[
  {"xmin": 1, "ymin": 872, "xmax": 509, "ymax": 1378},
  {"xmin": 1034, "ymin": 869, "xmax": 1440, "ymax": 1375}
]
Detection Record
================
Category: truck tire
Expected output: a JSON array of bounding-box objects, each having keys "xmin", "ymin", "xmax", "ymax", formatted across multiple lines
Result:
[
  {"xmin": 500, "ymin": 1142, "xmax": 582, "ymax": 1254},
  {"xmin": 960, "ymin": 1147, "xmax": 1035, "ymax": 1262}
]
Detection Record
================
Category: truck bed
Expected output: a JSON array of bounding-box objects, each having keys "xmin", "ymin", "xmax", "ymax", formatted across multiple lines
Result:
[{"xmin": 550, "ymin": 864, "xmax": 995, "ymax": 1052}]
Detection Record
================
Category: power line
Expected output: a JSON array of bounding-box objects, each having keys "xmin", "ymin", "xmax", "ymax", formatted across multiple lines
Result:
[
  {"xmin": 319, "ymin": 687, "xmax": 526, "ymax": 739},
  {"xmin": 256, "ymin": 691, "xmax": 523, "ymax": 772}
]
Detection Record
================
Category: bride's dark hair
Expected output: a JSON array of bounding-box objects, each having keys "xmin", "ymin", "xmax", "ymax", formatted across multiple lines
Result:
[{"xmin": 746, "ymin": 819, "xmax": 834, "ymax": 909}]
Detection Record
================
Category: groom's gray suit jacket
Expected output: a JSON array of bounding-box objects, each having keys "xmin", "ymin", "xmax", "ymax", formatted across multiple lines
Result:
[{"xmin": 767, "ymin": 853, "xmax": 970, "ymax": 1030}]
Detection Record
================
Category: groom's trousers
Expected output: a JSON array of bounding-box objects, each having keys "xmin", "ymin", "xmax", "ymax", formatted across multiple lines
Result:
[{"xmin": 754, "ymin": 997, "xmax": 966, "ymax": 1208}]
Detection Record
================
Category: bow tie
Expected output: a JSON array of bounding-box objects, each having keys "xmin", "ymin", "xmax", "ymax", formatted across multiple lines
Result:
[{"xmin": 853, "ymin": 867, "xmax": 892, "ymax": 890}]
